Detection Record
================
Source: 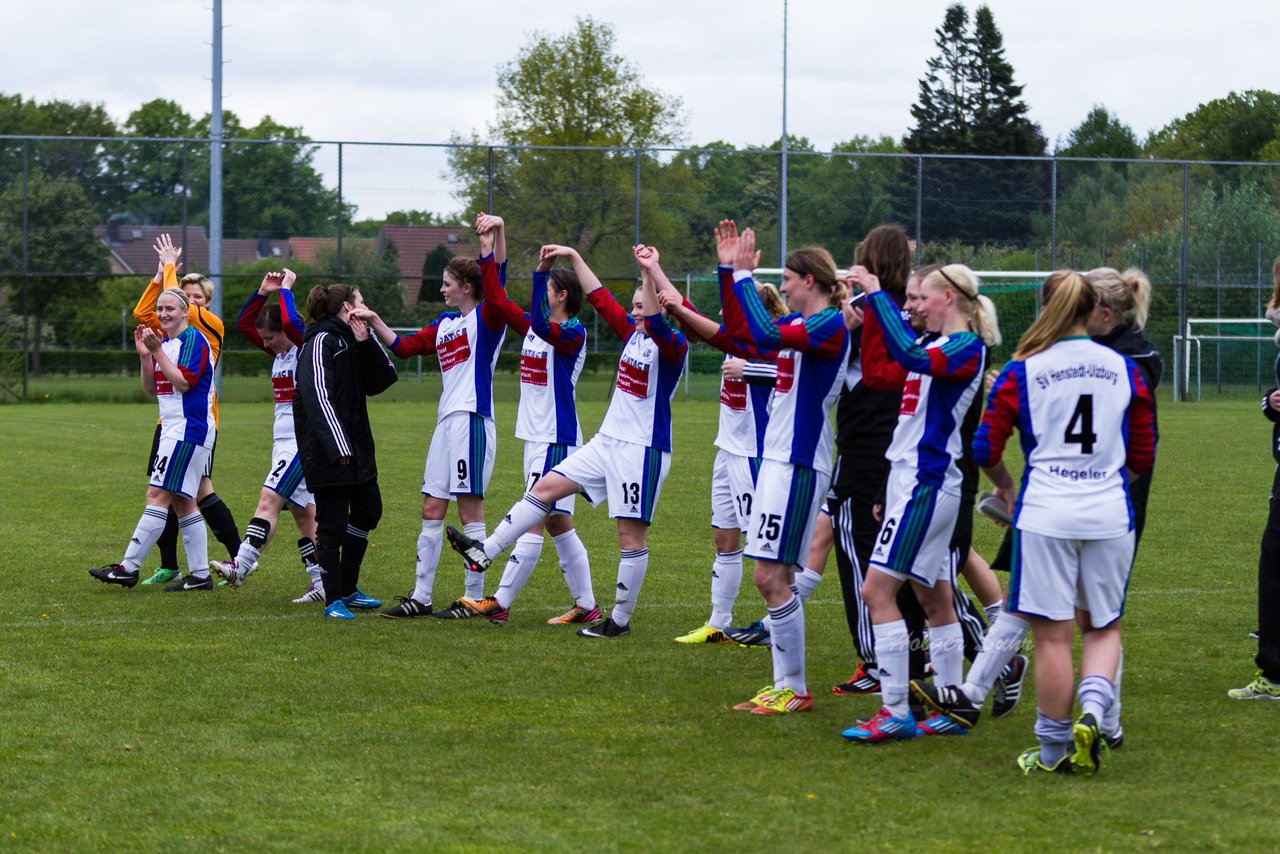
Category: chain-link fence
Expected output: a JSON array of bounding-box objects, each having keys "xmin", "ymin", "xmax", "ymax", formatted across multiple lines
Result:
[{"xmin": 3, "ymin": 134, "xmax": 1280, "ymax": 401}]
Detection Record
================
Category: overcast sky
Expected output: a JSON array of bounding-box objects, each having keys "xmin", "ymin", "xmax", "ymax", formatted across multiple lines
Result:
[{"xmin": 5, "ymin": 0, "xmax": 1276, "ymax": 218}]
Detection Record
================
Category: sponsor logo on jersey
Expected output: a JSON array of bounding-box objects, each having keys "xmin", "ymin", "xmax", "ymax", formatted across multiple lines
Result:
[
  {"xmin": 520, "ymin": 352, "xmax": 549, "ymax": 386},
  {"xmin": 720, "ymin": 376, "xmax": 747, "ymax": 411},
  {"xmin": 437, "ymin": 328, "xmax": 472, "ymax": 372},
  {"xmin": 271, "ymin": 373, "xmax": 295, "ymax": 404},
  {"xmin": 776, "ymin": 354, "xmax": 795, "ymax": 394},
  {"xmin": 900, "ymin": 377, "xmax": 922, "ymax": 416},
  {"xmin": 154, "ymin": 366, "xmax": 174, "ymax": 396},
  {"xmin": 616, "ymin": 354, "xmax": 651, "ymax": 399}
]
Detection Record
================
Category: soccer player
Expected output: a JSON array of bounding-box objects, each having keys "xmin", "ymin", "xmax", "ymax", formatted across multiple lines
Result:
[
  {"xmin": 132, "ymin": 234, "xmax": 241, "ymax": 585},
  {"xmin": 840, "ymin": 263, "xmax": 996, "ymax": 742},
  {"xmin": 371, "ymin": 220, "xmax": 509, "ymax": 619},
  {"xmin": 720, "ymin": 229, "xmax": 849, "ymax": 715},
  {"xmin": 657, "ymin": 221, "xmax": 785, "ymax": 644},
  {"xmin": 293, "ymin": 285, "xmax": 399, "ymax": 619},
  {"xmin": 433, "ymin": 215, "xmax": 599, "ymax": 626},
  {"xmin": 1232, "ymin": 255, "xmax": 1280, "ymax": 701},
  {"xmin": 915, "ymin": 270, "xmax": 1156, "ymax": 775},
  {"xmin": 89, "ymin": 289, "xmax": 216, "ymax": 591},
  {"xmin": 446, "ymin": 243, "xmax": 688, "ymax": 639},
  {"xmin": 208, "ymin": 269, "xmax": 323, "ymax": 602}
]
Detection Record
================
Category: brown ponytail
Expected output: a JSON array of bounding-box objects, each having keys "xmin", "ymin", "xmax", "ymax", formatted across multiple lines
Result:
[{"xmin": 306, "ymin": 284, "xmax": 360, "ymax": 325}]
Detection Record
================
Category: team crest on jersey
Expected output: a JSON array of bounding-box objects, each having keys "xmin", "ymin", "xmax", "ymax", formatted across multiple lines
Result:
[
  {"xmin": 437, "ymin": 328, "xmax": 472, "ymax": 371},
  {"xmin": 776, "ymin": 355, "xmax": 795, "ymax": 393},
  {"xmin": 720, "ymin": 376, "xmax": 747, "ymax": 411},
  {"xmin": 520, "ymin": 352, "xmax": 549, "ymax": 386},
  {"xmin": 900, "ymin": 377, "xmax": 922, "ymax": 416}
]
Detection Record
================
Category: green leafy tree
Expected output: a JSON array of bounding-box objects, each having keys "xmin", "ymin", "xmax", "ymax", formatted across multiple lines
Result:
[
  {"xmin": 1145, "ymin": 91, "xmax": 1280, "ymax": 162},
  {"xmin": 1058, "ymin": 106, "xmax": 1139, "ymax": 159},
  {"xmin": 419, "ymin": 243, "xmax": 454, "ymax": 304},
  {"xmin": 0, "ymin": 93, "xmax": 117, "ymax": 215},
  {"xmin": 0, "ymin": 169, "xmax": 111, "ymax": 373},
  {"xmin": 905, "ymin": 4, "xmax": 973, "ymax": 154},
  {"xmin": 969, "ymin": 6, "xmax": 1044, "ymax": 157}
]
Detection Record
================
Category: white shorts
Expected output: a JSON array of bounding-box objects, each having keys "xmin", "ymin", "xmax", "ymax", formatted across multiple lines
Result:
[
  {"xmin": 744, "ymin": 459, "xmax": 829, "ymax": 567},
  {"xmin": 870, "ymin": 466, "xmax": 960, "ymax": 588},
  {"xmin": 523, "ymin": 440, "xmax": 577, "ymax": 516},
  {"xmin": 422, "ymin": 411, "xmax": 496, "ymax": 499},
  {"xmin": 1008, "ymin": 529, "xmax": 1136, "ymax": 625},
  {"xmin": 149, "ymin": 438, "xmax": 212, "ymax": 499},
  {"xmin": 264, "ymin": 439, "xmax": 314, "ymax": 508},
  {"xmin": 710, "ymin": 449, "xmax": 760, "ymax": 532},
  {"xmin": 550, "ymin": 433, "xmax": 670, "ymax": 523}
]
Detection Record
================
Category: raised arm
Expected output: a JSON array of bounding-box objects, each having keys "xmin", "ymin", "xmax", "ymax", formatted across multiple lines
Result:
[
  {"xmin": 635, "ymin": 246, "xmax": 687, "ymax": 366},
  {"xmin": 278, "ymin": 269, "xmax": 305, "ymax": 346},
  {"xmin": 134, "ymin": 235, "xmax": 182, "ymax": 331},
  {"xmin": 476, "ymin": 219, "xmax": 529, "ymax": 334},
  {"xmin": 865, "ymin": 288, "xmax": 981, "ymax": 381},
  {"xmin": 236, "ymin": 271, "xmax": 284, "ymax": 354},
  {"xmin": 530, "ymin": 267, "xmax": 586, "ymax": 357}
]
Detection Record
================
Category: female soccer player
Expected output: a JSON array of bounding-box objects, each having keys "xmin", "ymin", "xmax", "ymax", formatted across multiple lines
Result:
[
  {"xmin": 132, "ymin": 234, "xmax": 240, "ymax": 585},
  {"xmin": 918, "ymin": 270, "xmax": 1156, "ymax": 775},
  {"xmin": 293, "ymin": 284, "xmax": 399, "ymax": 619},
  {"xmin": 437, "ymin": 215, "xmax": 598, "ymax": 625},
  {"xmin": 447, "ymin": 243, "xmax": 687, "ymax": 639},
  {"xmin": 370, "ymin": 220, "xmax": 509, "ymax": 619},
  {"xmin": 841, "ymin": 263, "xmax": 996, "ymax": 742},
  {"xmin": 658, "ymin": 221, "xmax": 784, "ymax": 644},
  {"xmin": 715, "ymin": 229, "xmax": 849, "ymax": 715},
  {"xmin": 209, "ymin": 269, "xmax": 323, "ymax": 602},
  {"xmin": 90, "ymin": 289, "xmax": 216, "ymax": 591}
]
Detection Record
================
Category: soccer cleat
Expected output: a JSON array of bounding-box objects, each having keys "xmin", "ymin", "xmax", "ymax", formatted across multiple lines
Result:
[
  {"xmin": 292, "ymin": 584, "xmax": 325, "ymax": 604},
  {"xmin": 445, "ymin": 525, "xmax": 493, "ymax": 573},
  {"xmin": 1228, "ymin": 671, "xmax": 1280, "ymax": 700},
  {"xmin": 325, "ymin": 600, "xmax": 356, "ymax": 620},
  {"xmin": 547, "ymin": 604, "xmax": 601, "ymax": 625},
  {"xmin": 732, "ymin": 685, "xmax": 777, "ymax": 712},
  {"xmin": 674, "ymin": 623, "xmax": 731, "ymax": 644},
  {"xmin": 832, "ymin": 662, "xmax": 880, "ymax": 695},
  {"xmin": 577, "ymin": 617, "xmax": 630, "ymax": 638},
  {"xmin": 461, "ymin": 596, "xmax": 511, "ymax": 625},
  {"xmin": 209, "ymin": 559, "xmax": 244, "ymax": 589},
  {"xmin": 343, "ymin": 589, "xmax": 383, "ymax": 610},
  {"xmin": 1103, "ymin": 727, "xmax": 1125, "ymax": 750},
  {"xmin": 725, "ymin": 620, "xmax": 771, "ymax": 648},
  {"xmin": 992, "ymin": 653, "xmax": 1029, "ymax": 718},
  {"xmin": 851, "ymin": 703, "xmax": 927, "ymax": 727},
  {"xmin": 140, "ymin": 567, "xmax": 179, "ymax": 586},
  {"xmin": 1070, "ymin": 713, "xmax": 1106, "ymax": 776},
  {"xmin": 163, "ymin": 574, "xmax": 213, "ymax": 592},
  {"xmin": 88, "ymin": 564, "xmax": 140, "ymax": 588},
  {"xmin": 1017, "ymin": 746, "xmax": 1073, "ymax": 776},
  {"xmin": 431, "ymin": 599, "xmax": 476, "ymax": 620},
  {"xmin": 916, "ymin": 714, "xmax": 970, "ymax": 736},
  {"xmin": 841, "ymin": 706, "xmax": 918, "ymax": 742},
  {"xmin": 1248, "ymin": 629, "xmax": 1259, "ymax": 639},
  {"xmin": 751, "ymin": 687, "xmax": 813, "ymax": 715},
  {"xmin": 910, "ymin": 680, "xmax": 982, "ymax": 728},
  {"xmin": 380, "ymin": 596, "xmax": 433, "ymax": 618}
]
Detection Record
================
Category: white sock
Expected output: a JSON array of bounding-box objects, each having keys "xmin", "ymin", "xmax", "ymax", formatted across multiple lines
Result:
[
  {"xmin": 709, "ymin": 548, "xmax": 743, "ymax": 629},
  {"xmin": 235, "ymin": 541, "xmax": 262, "ymax": 572},
  {"xmin": 927, "ymin": 622, "xmax": 965, "ymax": 687},
  {"xmin": 486, "ymin": 494, "xmax": 551, "ymax": 559},
  {"xmin": 1103, "ymin": 647, "xmax": 1123, "ymax": 735},
  {"xmin": 413, "ymin": 520, "xmax": 443, "ymax": 605},
  {"xmin": 121, "ymin": 505, "xmax": 170, "ymax": 572},
  {"xmin": 873, "ymin": 619, "xmax": 911, "ymax": 717},
  {"xmin": 495, "ymin": 533, "xmax": 543, "ymax": 608},
  {"xmin": 961, "ymin": 611, "xmax": 1029, "ymax": 704},
  {"xmin": 984, "ymin": 599, "xmax": 1004, "ymax": 625},
  {"xmin": 1078, "ymin": 674, "xmax": 1116, "ymax": 724},
  {"xmin": 463, "ymin": 522, "xmax": 487, "ymax": 599},
  {"xmin": 793, "ymin": 566, "xmax": 822, "ymax": 604},
  {"xmin": 552, "ymin": 529, "xmax": 594, "ymax": 609},
  {"xmin": 768, "ymin": 594, "xmax": 807, "ymax": 695},
  {"xmin": 178, "ymin": 511, "xmax": 209, "ymax": 579},
  {"xmin": 609, "ymin": 548, "xmax": 649, "ymax": 627}
]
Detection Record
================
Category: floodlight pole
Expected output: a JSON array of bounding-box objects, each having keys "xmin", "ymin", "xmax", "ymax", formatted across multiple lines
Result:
[
  {"xmin": 779, "ymin": 0, "xmax": 788, "ymax": 264},
  {"xmin": 210, "ymin": 0, "xmax": 224, "ymax": 388}
]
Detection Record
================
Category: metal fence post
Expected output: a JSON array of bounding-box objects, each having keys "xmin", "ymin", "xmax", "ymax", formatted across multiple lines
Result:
[
  {"xmin": 915, "ymin": 156, "xmax": 923, "ymax": 265},
  {"xmin": 180, "ymin": 142, "xmax": 190, "ymax": 254},
  {"xmin": 1050, "ymin": 158, "xmax": 1058, "ymax": 269},
  {"xmin": 336, "ymin": 142, "xmax": 344, "ymax": 276},
  {"xmin": 1180, "ymin": 163, "xmax": 1189, "ymax": 285},
  {"xmin": 21, "ymin": 139, "xmax": 29, "ymax": 397},
  {"xmin": 634, "ymin": 148, "xmax": 641, "ymax": 247},
  {"xmin": 487, "ymin": 147, "xmax": 494, "ymax": 213}
]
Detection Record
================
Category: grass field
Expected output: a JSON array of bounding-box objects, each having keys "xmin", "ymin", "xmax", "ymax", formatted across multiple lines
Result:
[{"xmin": 2, "ymin": 384, "xmax": 1279, "ymax": 851}]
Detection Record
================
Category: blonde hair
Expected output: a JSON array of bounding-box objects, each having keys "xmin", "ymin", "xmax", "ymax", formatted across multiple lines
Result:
[
  {"xmin": 1014, "ymin": 270, "xmax": 1094, "ymax": 360},
  {"xmin": 1268, "ymin": 256, "xmax": 1280, "ymax": 311},
  {"xmin": 1085, "ymin": 267, "xmax": 1152, "ymax": 329},
  {"xmin": 156, "ymin": 288, "xmax": 190, "ymax": 311},
  {"xmin": 180, "ymin": 273, "xmax": 214, "ymax": 301},
  {"xmin": 785, "ymin": 246, "xmax": 847, "ymax": 308},
  {"xmin": 922, "ymin": 263, "xmax": 1002, "ymax": 346},
  {"xmin": 756, "ymin": 283, "xmax": 787, "ymax": 319}
]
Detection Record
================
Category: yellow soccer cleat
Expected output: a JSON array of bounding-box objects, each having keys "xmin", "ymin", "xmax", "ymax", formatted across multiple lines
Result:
[
  {"xmin": 674, "ymin": 623, "xmax": 732, "ymax": 644},
  {"xmin": 732, "ymin": 685, "xmax": 777, "ymax": 712},
  {"xmin": 750, "ymin": 687, "xmax": 814, "ymax": 715}
]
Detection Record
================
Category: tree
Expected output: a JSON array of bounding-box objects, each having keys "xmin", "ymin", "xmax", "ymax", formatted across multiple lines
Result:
[
  {"xmin": 968, "ymin": 6, "xmax": 1045, "ymax": 157},
  {"xmin": 905, "ymin": 4, "xmax": 973, "ymax": 154},
  {"xmin": 107, "ymin": 99, "xmax": 197, "ymax": 225},
  {"xmin": 0, "ymin": 169, "xmax": 111, "ymax": 374},
  {"xmin": 1145, "ymin": 90, "xmax": 1280, "ymax": 162},
  {"xmin": 419, "ymin": 243, "xmax": 454, "ymax": 304},
  {"xmin": 1058, "ymin": 106, "xmax": 1139, "ymax": 159},
  {"xmin": 0, "ymin": 93, "xmax": 117, "ymax": 214}
]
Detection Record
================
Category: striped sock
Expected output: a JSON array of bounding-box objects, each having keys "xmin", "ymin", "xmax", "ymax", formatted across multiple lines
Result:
[
  {"xmin": 793, "ymin": 565, "xmax": 822, "ymax": 603},
  {"xmin": 709, "ymin": 549, "xmax": 743, "ymax": 629},
  {"xmin": 495, "ymin": 533, "xmax": 542, "ymax": 608},
  {"xmin": 486, "ymin": 494, "xmax": 551, "ymax": 559},
  {"xmin": 178, "ymin": 511, "xmax": 209, "ymax": 579},
  {"xmin": 873, "ymin": 619, "xmax": 911, "ymax": 717},
  {"xmin": 122, "ymin": 505, "xmax": 170, "ymax": 572},
  {"xmin": 609, "ymin": 548, "xmax": 649, "ymax": 627},
  {"xmin": 768, "ymin": 594, "xmax": 807, "ymax": 694}
]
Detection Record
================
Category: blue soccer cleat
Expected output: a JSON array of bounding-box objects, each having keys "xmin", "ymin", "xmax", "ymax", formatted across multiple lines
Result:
[
  {"xmin": 325, "ymin": 600, "xmax": 356, "ymax": 620},
  {"xmin": 344, "ymin": 589, "xmax": 382, "ymax": 610}
]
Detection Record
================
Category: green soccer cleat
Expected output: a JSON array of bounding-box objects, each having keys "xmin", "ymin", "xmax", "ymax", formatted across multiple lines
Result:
[
  {"xmin": 674, "ymin": 623, "xmax": 731, "ymax": 645},
  {"xmin": 1227, "ymin": 671, "xmax": 1280, "ymax": 701},
  {"xmin": 140, "ymin": 568, "xmax": 180, "ymax": 586},
  {"xmin": 1070, "ymin": 713, "xmax": 1107, "ymax": 777},
  {"xmin": 1017, "ymin": 746, "xmax": 1074, "ymax": 776}
]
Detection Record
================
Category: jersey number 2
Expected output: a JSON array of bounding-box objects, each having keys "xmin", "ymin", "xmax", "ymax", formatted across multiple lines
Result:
[{"xmin": 1064, "ymin": 394, "xmax": 1097, "ymax": 454}]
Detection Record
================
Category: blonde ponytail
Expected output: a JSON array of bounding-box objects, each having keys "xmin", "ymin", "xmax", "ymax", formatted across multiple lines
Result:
[{"xmin": 1014, "ymin": 271, "xmax": 1094, "ymax": 360}]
